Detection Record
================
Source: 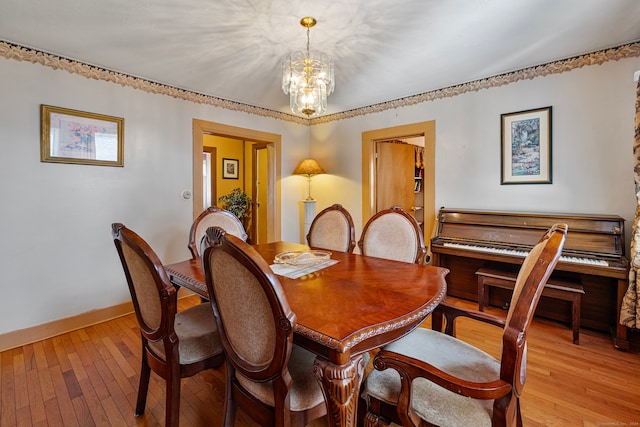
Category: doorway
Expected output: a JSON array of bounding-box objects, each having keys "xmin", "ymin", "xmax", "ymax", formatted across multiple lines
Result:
[
  {"xmin": 375, "ymin": 140, "xmax": 417, "ymax": 213},
  {"xmin": 252, "ymin": 144, "xmax": 271, "ymax": 244},
  {"xmin": 362, "ymin": 121, "xmax": 436, "ymax": 256},
  {"xmin": 202, "ymin": 146, "xmax": 217, "ymax": 208},
  {"xmin": 192, "ymin": 119, "xmax": 282, "ymax": 243}
]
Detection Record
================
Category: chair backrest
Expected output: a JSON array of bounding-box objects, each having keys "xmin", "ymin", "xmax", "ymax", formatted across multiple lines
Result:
[
  {"xmin": 358, "ymin": 205, "xmax": 427, "ymax": 264},
  {"xmin": 111, "ymin": 223, "xmax": 175, "ymax": 342},
  {"xmin": 201, "ymin": 226, "xmax": 296, "ymax": 382},
  {"xmin": 500, "ymin": 223, "xmax": 567, "ymax": 395},
  {"xmin": 306, "ymin": 203, "xmax": 356, "ymax": 253},
  {"xmin": 188, "ymin": 206, "xmax": 248, "ymax": 258}
]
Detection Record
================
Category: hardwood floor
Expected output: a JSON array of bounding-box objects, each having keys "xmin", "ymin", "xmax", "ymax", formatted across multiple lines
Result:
[{"xmin": 1, "ymin": 294, "xmax": 639, "ymax": 426}]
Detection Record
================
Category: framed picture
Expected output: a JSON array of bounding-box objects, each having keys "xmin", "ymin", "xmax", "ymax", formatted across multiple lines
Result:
[
  {"xmin": 222, "ymin": 158, "xmax": 239, "ymax": 179},
  {"xmin": 501, "ymin": 106, "xmax": 552, "ymax": 184},
  {"xmin": 41, "ymin": 105, "xmax": 124, "ymax": 167}
]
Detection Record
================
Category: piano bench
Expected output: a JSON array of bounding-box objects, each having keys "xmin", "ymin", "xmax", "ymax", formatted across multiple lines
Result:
[{"xmin": 476, "ymin": 267, "xmax": 584, "ymax": 345}]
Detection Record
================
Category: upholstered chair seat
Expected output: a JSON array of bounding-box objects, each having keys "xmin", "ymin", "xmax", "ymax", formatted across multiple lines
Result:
[
  {"xmin": 364, "ymin": 328, "xmax": 500, "ymax": 426},
  {"xmin": 147, "ymin": 303, "xmax": 223, "ymax": 365},
  {"xmin": 235, "ymin": 345, "xmax": 325, "ymax": 410}
]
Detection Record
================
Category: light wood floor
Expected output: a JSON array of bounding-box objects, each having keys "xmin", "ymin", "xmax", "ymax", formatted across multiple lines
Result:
[{"xmin": 1, "ymin": 294, "xmax": 639, "ymax": 426}]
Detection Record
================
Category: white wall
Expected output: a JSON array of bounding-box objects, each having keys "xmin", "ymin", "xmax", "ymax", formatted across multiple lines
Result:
[
  {"xmin": 309, "ymin": 58, "xmax": 640, "ymax": 245},
  {"xmin": 1, "ymin": 53, "xmax": 639, "ymax": 338},
  {"xmin": 0, "ymin": 57, "xmax": 309, "ymax": 336}
]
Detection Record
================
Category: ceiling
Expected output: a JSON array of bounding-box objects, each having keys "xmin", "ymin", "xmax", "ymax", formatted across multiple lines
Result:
[{"xmin": 1, "ymin": 0, "xmax": 640, "ymax": 117}]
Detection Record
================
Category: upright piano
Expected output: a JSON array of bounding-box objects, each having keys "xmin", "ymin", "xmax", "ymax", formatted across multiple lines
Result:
[{"xmin": 430, "ymin": 208, "xmax": 630, "ymax": 349}]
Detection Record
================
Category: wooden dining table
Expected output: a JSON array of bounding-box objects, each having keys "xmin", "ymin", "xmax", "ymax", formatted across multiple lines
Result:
[{"xmin": 164, "ymin": 241, "xmax": 448, "ymax": 427}]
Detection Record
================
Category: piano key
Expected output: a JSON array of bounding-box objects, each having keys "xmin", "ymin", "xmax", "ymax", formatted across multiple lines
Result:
[{"xmin": 442, "ymin": 242, "xmax": 608, "ymax": 266}]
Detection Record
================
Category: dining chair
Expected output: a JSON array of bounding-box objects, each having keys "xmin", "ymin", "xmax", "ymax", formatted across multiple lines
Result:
[
  {"xmin": 362, "ymin": 223, "xmax": 568, "ymax": 427},
  {"xmin": 111, "ymin": 223, "xmax": 224, "ymax": 427},
  {"xmin": 358, "ymin": 205, "xmax": 427, "ymax": 264},
  {"xmin": 188, "ymin": 206, "xmax": 248, "ymax": 258},
  {"xmin": 306, "ymin": 203, "xmax": 357, "ymax": 252},
  {"xmin": 200, "ymin": 226, "xmax": 327, "ymax": 427}
]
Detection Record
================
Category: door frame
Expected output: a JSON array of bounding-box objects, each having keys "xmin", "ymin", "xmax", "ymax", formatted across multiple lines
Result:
[
  {"xmin": 192, "ymin": 119, "xmax": 281, "ymax": 242},
  {"xmin": 362, "ymin": 121, "xmax": 436, "ymax": 242},
  {"xmin": 252, "ymin": 143, "xmax": 271, "ymax": 244}
]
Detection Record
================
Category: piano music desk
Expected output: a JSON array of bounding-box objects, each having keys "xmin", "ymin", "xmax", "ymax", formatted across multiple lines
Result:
[{"xmin": 477, "ymin": 267, "xmax": 584, "ymax": 344}]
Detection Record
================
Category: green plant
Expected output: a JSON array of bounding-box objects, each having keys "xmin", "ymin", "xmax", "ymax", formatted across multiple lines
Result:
[{"xmin": 218, "ymin": 188, "xmax": 252, "ymax": 221}]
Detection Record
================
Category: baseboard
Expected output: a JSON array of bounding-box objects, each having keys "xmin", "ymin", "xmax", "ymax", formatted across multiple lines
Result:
[
  {"xmin": 0, "ymin": 300, "xmax": 135, "ymax": 352},
  {"xmin": 0, "ymin": 289, "xmax": 200, "ymax": 352}
]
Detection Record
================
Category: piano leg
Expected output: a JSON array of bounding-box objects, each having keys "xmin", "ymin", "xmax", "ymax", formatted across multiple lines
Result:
[{"xmin": 614, "ymin": 278, "xmax": 629, "ymax": 351}]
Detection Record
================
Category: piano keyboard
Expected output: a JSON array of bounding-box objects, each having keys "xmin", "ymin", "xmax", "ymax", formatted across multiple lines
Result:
[{"xmin": 442, "ymin": 242, "xmax": 609, "ymax": 266}]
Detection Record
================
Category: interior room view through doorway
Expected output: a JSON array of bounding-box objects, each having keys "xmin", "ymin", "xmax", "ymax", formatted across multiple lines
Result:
[
  {"xmin": 362, "ymin": 121, "xmax": 436, "ymax": 260},
  {"xmin": 192, "ymin": 119, "xmax": 282, "ymax": 244}
]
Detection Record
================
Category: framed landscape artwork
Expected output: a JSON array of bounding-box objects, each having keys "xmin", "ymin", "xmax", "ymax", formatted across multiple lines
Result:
[
  {"xmin": 40, "ymin": 105, "xmax": 124, "ymax": 167},
  {"xmin": 500, "ymin": 106, "xmax": 552, "ymax": 184},
  {"xmin": 222, "ymin": 158, "xmax": 239, "ymax": 179}
]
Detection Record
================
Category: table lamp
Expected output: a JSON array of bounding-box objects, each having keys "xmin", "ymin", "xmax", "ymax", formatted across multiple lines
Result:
[{"xmin": 293, "ymin": 158, "xmax": 326, "ymax": 200}]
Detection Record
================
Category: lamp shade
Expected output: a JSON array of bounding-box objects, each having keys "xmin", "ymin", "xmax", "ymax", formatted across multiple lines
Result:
[{"xmin": 293, "ymin": 158, "xmax": 326, "ymax": 176}]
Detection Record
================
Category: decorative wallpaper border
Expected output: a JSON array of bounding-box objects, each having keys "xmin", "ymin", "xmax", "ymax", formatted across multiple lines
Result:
[
  {"xmin": 1, "ymin": 39, "xmax": 639, "ymax": 125},
  {"xmin": 0, "ymin": 40, "xmax": 308, "ymax": 125},
  {"xmin": 311, "ymin": 41, "xmax": 640, "ymax": 125}
]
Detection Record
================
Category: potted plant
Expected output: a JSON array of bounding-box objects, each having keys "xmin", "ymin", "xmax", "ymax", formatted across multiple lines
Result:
[{"xmin": 218, "ymin": 188, "xmax": 252, "ymax": 225}]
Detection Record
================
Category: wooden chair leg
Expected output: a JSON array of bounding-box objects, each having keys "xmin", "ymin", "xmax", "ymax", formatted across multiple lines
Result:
[
  {"xmin": 165, "ymin": 364, "xmax": 181, "ymax": 427},
  {"xmin": 223, "ymin": 361, "xmax": 238, "ymax": 427},
  {"xmin": 135, "ymin": 352, "xmax": 151, "ymax": 416}
]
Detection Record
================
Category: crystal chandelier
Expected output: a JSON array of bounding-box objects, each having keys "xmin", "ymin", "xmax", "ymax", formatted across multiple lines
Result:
[{"xmin": 282, "ymin": 17, "xmax": 334, "ymax": 118}]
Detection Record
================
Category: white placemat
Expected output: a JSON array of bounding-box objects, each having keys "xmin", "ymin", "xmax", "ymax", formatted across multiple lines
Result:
[{"xmin": 270, "ymin": 259, "xmax": 339, "ymax": 279}]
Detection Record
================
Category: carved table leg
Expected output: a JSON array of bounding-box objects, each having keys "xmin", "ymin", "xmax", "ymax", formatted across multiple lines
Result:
[{"xmin": 313, "ymin": 355, "xmax": 365, "ymax": 427}]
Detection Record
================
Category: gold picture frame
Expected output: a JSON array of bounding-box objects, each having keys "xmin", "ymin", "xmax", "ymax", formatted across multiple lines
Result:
[{"xmin": 40, "ymin": 104, "xmax": 124, "ymax": 166}]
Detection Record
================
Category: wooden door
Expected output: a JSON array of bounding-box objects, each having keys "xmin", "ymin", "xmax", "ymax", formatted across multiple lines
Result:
[
  {"xmin": 252, "ymin": 144, "xmax": 269, "ymax": 244},
  {"xmin": 375, "ymin": 141, "xmax": 414, "ymax": 213}
]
